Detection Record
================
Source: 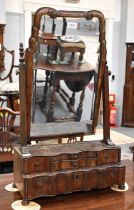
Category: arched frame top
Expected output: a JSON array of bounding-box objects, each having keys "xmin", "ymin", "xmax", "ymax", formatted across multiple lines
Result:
[{"xmin": 29, "ymin": 7, "xmax": 106, "ymax": 58}]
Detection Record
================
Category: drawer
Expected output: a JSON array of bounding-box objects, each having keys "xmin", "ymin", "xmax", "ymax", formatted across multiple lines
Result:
[
  {"xmin": 79, "ymin": 158, "xmax": 96, "ymax": 168},
  {"xmin": 26, "ymin": 169, "xmax": 98, "ymax": 198},
  {"xmin": 51, "ymin": 151, "xmax": 96, "ymax": 162},
  {"xmin": 27, "ymin": 175, "xmax": 57, "ymax": 198},
  {"xmin": 23, "ymin": 157, "xmax": 50, "ymax": 173},
  {"xmin": 79, "ymin": 151, "xmax": 96, "ymax": 158},
  {"xmin": 51, "ymin": 160, "xmax": 78, "ymax": 171},
  {"xmin": 51, "ymin": 158, "xmax": 96, "ymax": 171},
  {"xmin": 97, "ymin": 149, "xmax": 119, "ymax": 165},
  {"xmin": 51, "ymin": 154, "xmax": 72, "ymax": 161}
]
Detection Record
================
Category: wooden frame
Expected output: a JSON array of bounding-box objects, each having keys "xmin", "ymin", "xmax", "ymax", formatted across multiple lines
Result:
[{"xmin": 19, "ymin": 8, "xmax": 110, "ymax": 146}]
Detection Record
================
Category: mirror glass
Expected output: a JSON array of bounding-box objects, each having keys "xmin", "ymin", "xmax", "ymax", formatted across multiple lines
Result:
[{"xmin": 31, "ymin": 15, "xmax": 100, "ymax": 141}]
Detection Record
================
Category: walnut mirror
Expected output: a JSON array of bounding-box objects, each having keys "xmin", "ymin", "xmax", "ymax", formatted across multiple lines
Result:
[{"xmin": 19, "ymin": 7, "xmax": 110, "ymax": 146}]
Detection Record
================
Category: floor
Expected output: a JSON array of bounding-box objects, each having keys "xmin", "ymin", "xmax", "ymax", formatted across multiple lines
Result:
[
  {"xmin": 111, "ymin": 126, "xmax": 134, "ymax": 160},
  {"xmin": 82, "ymin": 126, "xmax": 134, "ymax": 161}
]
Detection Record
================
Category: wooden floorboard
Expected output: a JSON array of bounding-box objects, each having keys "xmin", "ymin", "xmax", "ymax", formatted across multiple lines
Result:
[{"xmin": 0, "ymin": 160, "xmax": 134, "ymax": 210}]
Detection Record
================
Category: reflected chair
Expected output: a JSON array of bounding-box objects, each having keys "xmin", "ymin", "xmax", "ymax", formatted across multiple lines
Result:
[
  {"xmin": 32, "ymin": 18, "xmax": 67, "ymax": 123},
  {"xmin": 0, "ymin": 107, "xmax": 20, "ymax": 173}
]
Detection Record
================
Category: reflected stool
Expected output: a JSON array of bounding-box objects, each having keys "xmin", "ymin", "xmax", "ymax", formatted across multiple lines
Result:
[{"xmin": 57, "ymin": 36, "xmax": 85, "ymax": 62}]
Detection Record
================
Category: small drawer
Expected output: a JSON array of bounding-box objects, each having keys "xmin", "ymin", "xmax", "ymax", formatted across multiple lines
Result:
[
  {"xmin": 79, "ymin": 151, "xmax": 97, "ymax": 158},
  {"xmin": 51, "ymin": 160, "xmax": 78, "ymax": 171},
  {"xmin": 97, "ymin": 149, "xmax": 119, "ymax": 165},
  {"xmin": 51, "ymin": 154, "xmax": 72, "ymax": 161},
  {"xmin": 23, "ymin": 157, "xmax": 50, "ymax": 173},
  {"xmin": 79, "ymin": 158, "xmax": 96, "ymax": 168}
]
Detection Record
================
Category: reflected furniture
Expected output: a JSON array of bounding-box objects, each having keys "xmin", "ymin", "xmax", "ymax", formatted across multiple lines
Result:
[
  {"xmin": 38, "ymin": 33, "xmax": 57, "ymax": 60},
  {"xmin": 14, "ymin": 7, "xmax": 125, "ymax": 205},
  {"xmin": 56, "ymin": 36, "xmax": 85, "ymax": 62},
  {"xmin": 34, "ymin": 54, "xmax": 95, "ymax": 123},
  {"xmin": 32, "ymin": 17, "xmax": 68, "ymax": 122}
]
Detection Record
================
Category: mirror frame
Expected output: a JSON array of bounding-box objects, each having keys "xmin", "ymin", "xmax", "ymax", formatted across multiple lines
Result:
[{"xmin": 19, "ymin": 7, "xmax": 108, "ymax": 146}]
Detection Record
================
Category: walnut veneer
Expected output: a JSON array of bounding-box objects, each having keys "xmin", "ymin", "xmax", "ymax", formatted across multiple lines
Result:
[{"xmin": 14, "ymin": 141, "xmax": 125, "ymax": 203}]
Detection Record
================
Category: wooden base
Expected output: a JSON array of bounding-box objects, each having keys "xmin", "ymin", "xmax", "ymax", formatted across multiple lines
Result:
[{"xmin": 14, "ymin": 141, "xmax": 125, "ymax": 204}]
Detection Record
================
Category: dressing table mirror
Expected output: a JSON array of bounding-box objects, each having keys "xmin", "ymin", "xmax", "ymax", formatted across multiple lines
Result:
[{"xmin": 13, "ymin": 7, "xmax": 125, "ymax": 205}]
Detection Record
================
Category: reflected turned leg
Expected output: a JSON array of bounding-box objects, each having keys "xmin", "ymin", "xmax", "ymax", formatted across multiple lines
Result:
[
  {"xmin": 70, "ymin": 92, "xmax": 75, "ymax": 107},
  {"xmin": 60, "ymin": 49, "xmax": 65, "ymax": 62},
  {"xmin": 38, "ymin": 70, "xmax": 50, "ymax": 115},
  {"xmin": 75, "ymin": 88, "xmax": 85, "ymax": 121},
  {"xmin": 79, "ymin": 48, "xmax": 85, "ymax": 62},
  {"xmin": 47, "ymin": 81, "xmax": 57, "ymax": 122}
]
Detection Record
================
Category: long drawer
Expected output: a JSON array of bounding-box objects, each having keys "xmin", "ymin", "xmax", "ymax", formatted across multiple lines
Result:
[
  {"xmin": 23, "ymin": 163, "xmax": 125, "ymax": 199},
  {"xmin": 51, "ymin": 158, "xmax": 96, "ymax": 171}
]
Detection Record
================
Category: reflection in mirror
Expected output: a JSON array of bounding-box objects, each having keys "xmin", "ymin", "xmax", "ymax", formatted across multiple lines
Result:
[{"xmin": 30, "ymin": 14, "xmax": 100, "ymax": 142}]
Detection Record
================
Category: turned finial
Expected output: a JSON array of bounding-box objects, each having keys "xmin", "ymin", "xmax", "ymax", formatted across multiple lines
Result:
[{"xmin": 19, "ymin": 42, "xmax": 24, "ymax": 63}]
